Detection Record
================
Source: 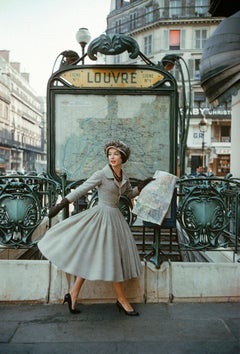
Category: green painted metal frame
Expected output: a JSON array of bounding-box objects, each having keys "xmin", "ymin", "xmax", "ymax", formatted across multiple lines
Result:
[
  {"xmin": 46, "ymin": 34, "xmax": 178, "ymax": 192},
  {"xmin": 0, "ymin": 174, "xmax": 60, "ymax": 248},
  {"xmin": 137, "ymin": 175, "xmax": 240, "ymax": 267},
  {"xmin": 46, "ymin": 66, "xmax": 178, "ymax": 186},
  {"xmin": 177, "ymin": 174, "xmax": 240, "ymax": 255}
]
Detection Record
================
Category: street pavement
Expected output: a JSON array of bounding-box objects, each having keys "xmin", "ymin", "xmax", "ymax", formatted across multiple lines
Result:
[{"xmin": 0, "ymin": 301, "xmax": 240, "ymax": 354}]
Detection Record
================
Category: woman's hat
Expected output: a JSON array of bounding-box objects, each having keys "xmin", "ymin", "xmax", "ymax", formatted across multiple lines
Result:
[{"xmin": 104, "ymin": 140, "xmax": 131, "ymax": 163}]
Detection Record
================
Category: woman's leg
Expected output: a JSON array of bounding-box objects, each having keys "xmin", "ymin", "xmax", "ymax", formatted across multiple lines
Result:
[
  {"xmin": 70, "ymin": 276, "xmax": 85, "ymax": 309},
  {"xmin": 113, "ymin": 281, "xmax": 134, "ymax": 312}
]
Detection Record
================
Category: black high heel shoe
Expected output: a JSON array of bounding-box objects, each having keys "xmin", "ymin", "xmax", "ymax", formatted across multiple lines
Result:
[
  {"xmin": 116, "ymin": 300, "xmax": 139, "ymax": 316},
  {"xmin": 63, "ymin": 293, "xmax": 81, "ymax": 314}
]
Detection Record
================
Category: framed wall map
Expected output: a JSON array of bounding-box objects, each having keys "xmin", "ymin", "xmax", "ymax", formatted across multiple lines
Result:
[{"xmin": 47, "ymin": 65, "xmax": 178, "ymax": 184}]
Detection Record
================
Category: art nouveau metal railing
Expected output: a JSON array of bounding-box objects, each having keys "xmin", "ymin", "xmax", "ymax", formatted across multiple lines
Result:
[
  {"xmin": 0, "ymin": 173, "xmax": 60, "ymax": 248},
  {"xmin": 177, "ymin": 174, "xmax": 240, "ymax": 256},
  {"xmin": 0, "ymin": 171, "xmax": 239, "ymax": 262}
]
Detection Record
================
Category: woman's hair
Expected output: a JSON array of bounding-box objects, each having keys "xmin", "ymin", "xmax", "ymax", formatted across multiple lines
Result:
[{"xmin": 104, "ymin": 140, "xmax": 131, "ymax": 163}]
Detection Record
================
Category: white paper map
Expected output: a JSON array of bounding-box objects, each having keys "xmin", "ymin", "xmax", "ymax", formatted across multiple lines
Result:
[{"xmin": 132, "ymin": 170, "xmax": 178, "ymax": 225}]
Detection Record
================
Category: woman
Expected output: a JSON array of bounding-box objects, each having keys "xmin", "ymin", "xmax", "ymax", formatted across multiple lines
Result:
[{"xmin": 38, "ymin": 140, "xmax": 153, "ymax": 316}]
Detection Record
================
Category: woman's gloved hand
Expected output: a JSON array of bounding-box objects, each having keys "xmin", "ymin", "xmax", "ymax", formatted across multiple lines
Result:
[
  {"xmin": 137, "ymin": 177, "xmax": 155, "ymax": 193},
  {"xmin": 48, "ymin": 198, "xmax": 70, "ymax": 218}
]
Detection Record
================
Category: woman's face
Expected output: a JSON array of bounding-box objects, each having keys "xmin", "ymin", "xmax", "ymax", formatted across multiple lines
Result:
[{"xmin": 108, "ymin": 148, "xmax": 122, "ymax": 168}]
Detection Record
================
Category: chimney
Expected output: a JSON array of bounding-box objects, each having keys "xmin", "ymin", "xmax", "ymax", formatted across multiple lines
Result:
[
  {"xmin": 11, "ymin": 62, "xmax": 21, "ymax": 72},
  {"xmin": 0, "ymin": 50, "xmax": 10, "ymax": 63},
  {"xmin": 21, "ymin": 72, "xmax": 30, "ymax": 82}
]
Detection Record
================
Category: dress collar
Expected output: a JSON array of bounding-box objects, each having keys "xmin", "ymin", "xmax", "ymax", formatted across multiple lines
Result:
[{"xmin": 103, "ymin": 164, "xmax": 127, "ymax": 185}]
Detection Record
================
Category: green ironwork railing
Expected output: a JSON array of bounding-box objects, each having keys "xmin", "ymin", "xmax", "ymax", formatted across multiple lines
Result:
[
  {"xmin": 177, "ymin": 174, "xmax": 240, "ymax": 257},
  {"xmin": 0, "ymin": 173, "xmax": 60, "ymax": 248},
  {"xmin": 0, "ymin": 172, "xmax": 239, "ymax": 262}
]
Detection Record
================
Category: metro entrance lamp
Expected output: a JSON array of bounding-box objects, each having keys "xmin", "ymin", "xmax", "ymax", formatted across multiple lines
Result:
[{"xmin": 76, "ymin": 27, "xmax": 91, "ymax": 65}]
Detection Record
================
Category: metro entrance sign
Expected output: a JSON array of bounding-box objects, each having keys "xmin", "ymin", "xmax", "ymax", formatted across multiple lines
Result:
[
  {"xmin": 47, "ymin": 34, "xmax": 178, "ymax": 186},
  {"xmin": 60, "ymin": 67, "xmax": 164, "ymax": 89}
]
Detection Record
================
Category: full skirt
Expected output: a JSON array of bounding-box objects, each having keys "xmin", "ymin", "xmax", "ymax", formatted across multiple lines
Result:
[{"xmin": 38, "ymin": 204, "xmax": 143, "ymax": 282}]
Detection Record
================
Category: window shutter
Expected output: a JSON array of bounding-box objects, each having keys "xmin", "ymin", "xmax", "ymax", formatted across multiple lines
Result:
[
  {"xmin": 188, "ymin": 59, "xmax": 194, "ymax": 80},
  {"xmin": 180, "ymin": 29, "xmax": 186, "ymax": 49},
  {"xmin": 163, "ymin": 30, "xmax": 169, "ymax": 50}
]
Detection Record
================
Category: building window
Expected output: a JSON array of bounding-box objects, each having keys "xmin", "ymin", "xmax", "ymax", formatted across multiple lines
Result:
[
  {"xmin": 194, "ymin": 91, "xmax": 206, "ymax": 107},
  {"xmin": 144, "ymin": 35, "xmax": 152, "ymax": 55},
  {"xmin": 194, "ymin": 59, "xmax": 201, "ymax": 80},
  {"xmin": 158, "ymin": 0, "xmax": 165, "ymax": 17},
  {"xmin": 195, "ymin": 0, "xmax": 208, "ymax": 16},
  {"xmin": 163, "ymin": 29, "xmax": 185, "ymax": 50},
  {"xmin": 145, "ymin": 5, "xmax": 153, "ymax": 23},
  {"xmin": 115, "ymin": 19, "xmax": 122, "ymax": 34},
  {"xmin": 169, "ymin": 0, "xmax": 182, "ymax": 18},
  {"xmin": 185, "ymin": 0, "xmax": 192, "ymax": 16},
  {"xmin": 169, "ymin": 30, "xmax": 180, "ymax": 50},
  {"xmin": 130, "ymin": 12, "xmax": 137, "ymax": 30},
  {"xmin": 116, "ymin": 0, "xmax": 124, "ymax": 9},
  {"xmin": 221, "ymin": 126, "xmax": 231, "ymax": 142},
  {"xmin": 195, "ymin": 29, "xmax": 207, "ymax": 49}
]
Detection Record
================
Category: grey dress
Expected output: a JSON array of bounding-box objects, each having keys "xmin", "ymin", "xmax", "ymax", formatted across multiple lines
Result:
[{"xmin": 38, "ymin": 164, "xmax": 143, "ymax": 282}]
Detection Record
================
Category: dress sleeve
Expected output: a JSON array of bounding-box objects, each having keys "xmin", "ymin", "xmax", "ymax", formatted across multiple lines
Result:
[
  {"xmin": 123, "ymin": 178, "xmax": 139, "ymax": 199},
  {"xmin": 66, "ymin": 170, "xmax": 102, "ymax": 203}
]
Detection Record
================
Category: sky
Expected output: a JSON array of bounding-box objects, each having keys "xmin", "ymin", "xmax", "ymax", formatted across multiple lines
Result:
[{"xmin": 0, "ymin": 0, "xmax": 111, "ymax": 96}]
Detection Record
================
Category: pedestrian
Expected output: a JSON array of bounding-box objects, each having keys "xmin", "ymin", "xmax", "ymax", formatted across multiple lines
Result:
[
  {"xmin": 192, "ymin": 165, "xmax": 206, "ymax": 176},
  {"xmin": 38, "ymin": 140, "xmax": 153, "ymax": 316}
]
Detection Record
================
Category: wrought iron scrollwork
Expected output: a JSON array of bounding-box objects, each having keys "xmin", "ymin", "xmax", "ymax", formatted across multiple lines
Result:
[
  {"xmin": 0, "ymin": 174, "xmax": 60, "ymax": 248},
  {"xmin": 87, "ymin": 34, "xmax": 140, "ymax": 61},
  {"xmin": 177, "ymin": 176, "xmax": 236, "ymax": 249}
]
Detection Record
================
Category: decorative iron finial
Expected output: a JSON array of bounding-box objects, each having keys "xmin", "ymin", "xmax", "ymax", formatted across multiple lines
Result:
[{"xmin": 87, "ymin": 34, "xmax": 140, "ymax": 61}]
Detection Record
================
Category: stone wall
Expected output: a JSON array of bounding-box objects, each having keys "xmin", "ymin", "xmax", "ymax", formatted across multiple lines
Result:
[{"xmin": 0, "ymin": 260, "xmax": 239, "ymax": 303}]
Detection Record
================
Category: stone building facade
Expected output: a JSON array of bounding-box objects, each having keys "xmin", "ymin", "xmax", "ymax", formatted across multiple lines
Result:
[
  {"xmin": 105, "ymin": 0, "xmax": 231, "ymax": 176},
  {"xmin": 0, "ymin": 50, "xmax": 46, "ymax": 174}
]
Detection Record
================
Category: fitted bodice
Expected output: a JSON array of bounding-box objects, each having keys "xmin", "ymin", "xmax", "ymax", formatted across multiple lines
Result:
[{"xmin": 66, "ymin": 164, "xmax": 138, "ymax": 207}]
